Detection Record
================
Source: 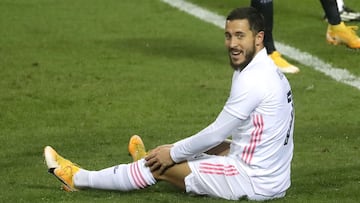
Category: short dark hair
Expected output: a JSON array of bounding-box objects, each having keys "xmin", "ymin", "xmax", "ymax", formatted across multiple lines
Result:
[{"xmin": 226, "ymin": 7, "xmax": 265, "ymax": 35}]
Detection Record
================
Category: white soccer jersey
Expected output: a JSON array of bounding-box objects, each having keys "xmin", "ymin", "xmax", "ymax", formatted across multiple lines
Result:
[
  {"xmin": 224, "ymin": 48, "xmax": 294, "ymax": 195},
  {"xmin": 171, "ymin": 48, "xmax": 294, "ymax": 197}
]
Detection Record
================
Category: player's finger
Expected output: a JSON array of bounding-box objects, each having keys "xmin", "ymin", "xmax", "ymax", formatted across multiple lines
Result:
[
  {"xmin": 150, "ymin": 162, "xmax": 161, "ymax": 172},
  {"xmin": 144, "ymin": 155, "xmax": 157, "ymax": 167},
  {"xmin": 144, "ymin": 152, "xmax": 156, "ymax": 162},
  {"xmin": 159, "ymin": 165, "xmax": 168, "ymax": 175}
]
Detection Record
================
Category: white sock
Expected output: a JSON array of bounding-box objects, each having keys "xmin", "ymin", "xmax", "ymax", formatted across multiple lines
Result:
[
  {"xmin": 336, "ymin": 0, "xmax": 344, "ymax": 12},
  {"xmin": 74, "ymin": 159, "xmax": 156, "ymax": 191}
]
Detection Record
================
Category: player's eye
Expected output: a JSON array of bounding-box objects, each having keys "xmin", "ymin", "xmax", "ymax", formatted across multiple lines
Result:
[
  {"xmin": 235, "ymin": 32, "xmax": 245, "ymax": 39},
  {"xmin": 224, "ymin": 33, "xmax": 231, "ymax": 40}
]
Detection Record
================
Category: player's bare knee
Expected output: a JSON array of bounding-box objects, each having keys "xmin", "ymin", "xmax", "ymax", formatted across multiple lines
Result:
[{"xmin": 151, "ymin": 170, "xmax": 164, "ymax": 181}]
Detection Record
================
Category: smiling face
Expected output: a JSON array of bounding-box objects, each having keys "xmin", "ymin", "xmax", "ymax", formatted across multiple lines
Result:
[{"xmin": 225, "ymin": 19, "xmax": 264, "ymax": 71}]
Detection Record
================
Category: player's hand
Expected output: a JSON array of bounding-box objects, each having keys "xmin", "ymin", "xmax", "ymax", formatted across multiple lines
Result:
[{"xmin": 145, "ymin": 144, "xmax": 175, "ymax": 174}]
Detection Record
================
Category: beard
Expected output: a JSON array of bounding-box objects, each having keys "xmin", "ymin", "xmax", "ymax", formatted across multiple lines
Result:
[{"xmin": 229, "ymin": 44, "xmax": 256, "ymax": 71}]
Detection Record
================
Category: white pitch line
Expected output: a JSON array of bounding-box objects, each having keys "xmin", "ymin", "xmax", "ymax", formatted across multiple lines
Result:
[{"xmin": 161, "ymin": 0, "xmax": 360, "ymax": 91}]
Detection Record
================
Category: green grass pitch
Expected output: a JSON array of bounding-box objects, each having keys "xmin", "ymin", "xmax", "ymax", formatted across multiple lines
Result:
[{"xmin": 0, "ymin": 0, "xmax": 359, "ymax": 202}]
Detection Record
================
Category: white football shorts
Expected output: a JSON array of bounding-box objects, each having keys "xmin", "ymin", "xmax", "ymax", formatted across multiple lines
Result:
[{"xmin": 185, "ymin": 154, "xmax": 285, "ymax": 201}]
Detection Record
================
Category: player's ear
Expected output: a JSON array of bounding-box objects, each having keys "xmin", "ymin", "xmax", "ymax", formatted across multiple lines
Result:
[{"xmin": 255, "ymin": 30, "xmax": 264, "ymax": 46}]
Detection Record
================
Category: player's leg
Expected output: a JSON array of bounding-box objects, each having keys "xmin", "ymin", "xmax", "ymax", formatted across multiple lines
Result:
[
  {"xmin": 336, "ymin": 0, "xmax": 360, "ymax": 22},
  {"xmin": 44, "ymin": 146, "xmax": 190, "ymax": 191},
  {"xmin": 336, "ymin": 0, "xmax": 344, "ymax": 12},
  {"xmin": 183, "ymin": 155, "xmax": 254, "ymax": 200},
  {"xmin": 321, "ymin": 0, "xmax": 360, "ymax": 49},
  {"xmin": 250, "ymin": 0, "xmax": 275, "ymax": 55},
  {"xmin": 44, "ymin": 146, "xmax": 285, "ymax": 200},
  {"xmin": 324, "ymin": 0, "xmax": 358, "ymax": 21},
  {"xmin": 250, "ymin": 0, "xmax": 299, "ymax": 73},
  {"xmin": 44, "ymin": 146, "xmax": 157, "ymax": 191},
  {"xmin": 321, "ymin": 0, "xmax": 342, "ymax": 25},
  {"xmin": 152, "ymin": 161, "xmax": 191, "ymax": 190}
]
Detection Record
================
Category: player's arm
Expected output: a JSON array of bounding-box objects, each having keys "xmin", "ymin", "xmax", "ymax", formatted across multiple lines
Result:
[{"xmin": 170, "ymin": 109, "xmax": 242, "ymax": 163}]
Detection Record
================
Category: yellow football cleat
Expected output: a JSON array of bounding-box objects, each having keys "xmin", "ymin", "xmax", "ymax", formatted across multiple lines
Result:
[
  {"xmin": 326, "ymin": 22, "xmax": 360, "ymax": 49},
  {"xmin": 44, "ymin": 146, "xmax": 80, "ymax": 192},
  {"xmin": 128, "ymin": 135, "xmax": 147, "ymax": 161},
  {"xmin": 269, "ymin": 51, "xmax": 300, "ymax": 74}
]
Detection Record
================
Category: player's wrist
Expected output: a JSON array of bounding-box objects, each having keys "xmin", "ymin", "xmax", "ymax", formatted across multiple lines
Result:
[{"xmin": 169, "ymin": 146, "xmax": 181, "ymax": 164}]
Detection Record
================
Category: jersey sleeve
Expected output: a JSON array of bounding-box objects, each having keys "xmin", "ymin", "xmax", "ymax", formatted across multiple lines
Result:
[{"xmin": 170, "ymin": 110, "xmax": 242, "ymax": 163}]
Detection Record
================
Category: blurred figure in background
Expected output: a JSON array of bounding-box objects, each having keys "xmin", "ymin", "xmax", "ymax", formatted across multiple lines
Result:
[
  {"xmin": 328, "ymin": 0, "xmax": 360, "ymax": 22},
  {"xmin": 250, "ymin": 0, "xmax": 360, "ymax": 74},
  {"xmin": 321, "ymin": 0, "xmax": 360, "ymax": 49},
  {"xmin": 250, "ymin": 0, "xmax": 300, "ymax": 74}
]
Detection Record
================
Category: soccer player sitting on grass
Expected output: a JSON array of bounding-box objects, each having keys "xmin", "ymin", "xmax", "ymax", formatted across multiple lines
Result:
[{"xmin": 44, "ymin": 7, "xmax": 295, "ymax": 201}]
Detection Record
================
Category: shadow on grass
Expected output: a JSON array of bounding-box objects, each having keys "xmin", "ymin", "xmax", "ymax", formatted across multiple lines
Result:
[{"xmin": 289, "ymin": 163, "xmax": 360, "ymax": 198}]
